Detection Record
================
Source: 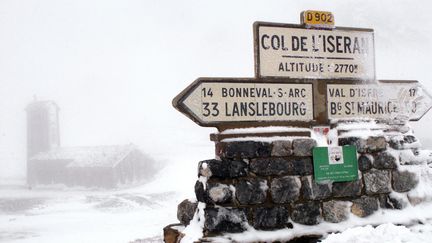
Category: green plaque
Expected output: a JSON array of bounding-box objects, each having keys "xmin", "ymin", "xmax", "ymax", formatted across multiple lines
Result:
[{"xmin": 313, "ymin": 145, "xmax": 358, "ymax": 182}]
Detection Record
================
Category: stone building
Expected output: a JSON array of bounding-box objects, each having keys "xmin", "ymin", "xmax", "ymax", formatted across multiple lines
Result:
[{"xmin": 26, "ymin": 100, "xmax": 157, "ymax": 188}]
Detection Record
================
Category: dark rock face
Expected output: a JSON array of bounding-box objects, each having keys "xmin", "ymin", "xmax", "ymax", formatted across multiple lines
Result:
[
  {"xmin": 338, "ymin": 137, "xmax": 365, "ymax": 152},
  {"xmin": 250, "ymin": 158, "xmax": 290, "ymax": 176},
  {"xmin": 198, "ymin": 159, "xmax": 248, "ymax": 179},
  {"xmin": 270, "ymin": 176, "xmax": 301, "ymax": 203},
  {"xmin": 378, "ymin": 194, "xmax": 407, "ymax": 210},
  {"xmin": 207, "ymin": 183, "xmax": 233, "ymax": 204},
  {"xmin": 217, "ymin": 141, "xmax": 272, "ymax": 159},
  {"xmin": 339, "ymin": 136, "xmax": 386, "ymax": 153},
  {"xmin": 373, "ymin": 152, "xmax": 397, "ymax": 169},
  {"xmin": 363, "ymin": 169, "xmax": 391, "ymax": 194},
  {"xmin": 235, "ymin": 178, "xmax": 267, "ymax": 205},
  {"xmin": 289, "ymin": 157, "xmax": 313, "ymax": 176},
  {"xmin": 301, "ymin": 176, "xmax": 331, "ymax": 200},
  {"xmin": 351, "ymin": 196, "xmax": 378, "ymax": 217},
  {"xmin": 272, "ymin": 140, "xmax": 293, "ymax": 157},
  {"xmin": 358, "ymin": 155, "xmax": 372, "ymax": 171},
  {"xmin": 253, "ymin": 206, "xmax": 289, "ymax": 230},
  {"xmin": 177, "ymin": 199, "xmax": 198, "ymax": 225},
  {"xmin": 291, "ymin": 201, "xmax": 321, "ymax": 225},
  {"xmin": 195, "ymin": 180, "xmax": 208, "ymax": 203},
  {"xmin": 365, "ymin": 136, "xmax": 387, "ymax": 153},
  {"xmin": 332, "ymin": 179, "xmax": 363, "ymax": 198},
  {"xmin": 292, "ymin": 139, "xmax": 317, "ymax": 156},
  {"xmin": 392, "ymin": 170, "xmax": 419, "ymax": 192},
  {"xmin": 204, "ymin": 207, "xmax": 248, "ymax": 233},
  {"xmin": 250, "ymin": 157, "xmax": 312, "ymax": 176},
  {"xmin": 322, "ymin": 200, "xmax": 350, "ymax": 223}
]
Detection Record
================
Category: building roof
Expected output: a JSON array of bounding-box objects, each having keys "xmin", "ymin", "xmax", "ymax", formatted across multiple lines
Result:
[{"xmin": 30, "ymin": 144, "xmax": 137, "ymax": 168}]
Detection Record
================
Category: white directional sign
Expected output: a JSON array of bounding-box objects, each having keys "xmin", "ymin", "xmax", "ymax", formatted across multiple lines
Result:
[
  {"xmin": 254, "ymin": 22, "xmax": 375, "ymax": 80},
  {"xmin": 327, "ymin": 81, "xmax": 432, "ymax": 121},
  {"xmin": 173, "ymin": 78, "xmax": 314, "ymax": 126}
]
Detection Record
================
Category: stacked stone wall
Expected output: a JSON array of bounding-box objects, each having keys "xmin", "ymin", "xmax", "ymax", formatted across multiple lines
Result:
[{"xmin": 177, "ymin": 123, "xmax": 427, "ymax": 238}]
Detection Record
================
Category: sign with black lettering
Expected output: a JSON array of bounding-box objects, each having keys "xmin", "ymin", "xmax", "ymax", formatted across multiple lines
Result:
[
  {"xmin": 327, "ymin": 81, "xmax": 432, "ymax": 121},
  {"xmin": 254, "ymin": 22, "xmax": 375, "ymax": 80},
  {"xmin": 172, "ymin": 78, "xmax": 314, "ymax": 127},
  {"xmin": 301, "ymin": 10, "xmax": 335, "ymax": 29}
]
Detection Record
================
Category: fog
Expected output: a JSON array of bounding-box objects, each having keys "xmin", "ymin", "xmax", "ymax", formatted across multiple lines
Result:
[{"xmin": 0, "ymin": 0, "xmax": 431, "ymax": 241}]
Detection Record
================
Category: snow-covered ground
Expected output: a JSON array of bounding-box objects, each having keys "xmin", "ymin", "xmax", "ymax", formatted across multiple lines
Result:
[{"xmin": 0, "ymin": 155, "xmax": 202, "ymax": 243}]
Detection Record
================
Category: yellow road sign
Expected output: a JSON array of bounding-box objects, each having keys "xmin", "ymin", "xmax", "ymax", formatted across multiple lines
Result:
[{"xmin": 301, "ymin": 10, "xmax": 335, "ymax": 29}]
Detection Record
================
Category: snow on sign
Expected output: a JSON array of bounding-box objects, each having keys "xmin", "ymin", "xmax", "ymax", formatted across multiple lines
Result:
[
  {"xmin": 254, "ymin": 22, "xmax": 375, "ymax": 80},
  {"xmin": 327, "ymin": 81, "xmax": 432, "ymax": 121},
  {"xmin": 172, "ymin": 78, "xmax": 314, "ymax": 127}
]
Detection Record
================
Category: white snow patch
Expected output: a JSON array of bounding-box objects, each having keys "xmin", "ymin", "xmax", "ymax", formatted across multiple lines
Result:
[
  {"xmin": 220, "ymin": 126, "xmax": 311, "ymax": 135},
  {"xmin": 221, "ymin": 136, "xmax": 309, "ymax": 143},
  {"xmin": 180, "ymin": 202, "xmax": 205, "ymax": 243},
  {"xmin": 206, "ymin": 202, "xmax": 432, "ymax": 243},
  {"xmin": 321, "ymin": 223, "xmax": 432, "ymax": 243},
  {"xmin": 407, "ymin": 164, "xmax": 432, "ymax": 204}
]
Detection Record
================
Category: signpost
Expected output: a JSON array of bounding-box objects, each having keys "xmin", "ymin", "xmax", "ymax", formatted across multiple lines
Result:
[
  {"xmin": 173, "ymin": 78, "xmax": 314, "ymax": 127},
  {"xmin": 254, "ymin": 22, "xmax": 375, "ymax": 80},
  {"xmin": 313, "ymin": 145, "xmax": 358, "ymax": 182},
  {"xmin": 327, "ymin": 81, "xmax": 432, "ymax": 121},
  {"xmin": 172, "ymin": 12, "xmax": 432, "ymax": 183}
]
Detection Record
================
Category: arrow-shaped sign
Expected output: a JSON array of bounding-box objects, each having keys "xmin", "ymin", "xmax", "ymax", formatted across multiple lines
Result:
[
  {"xmin": 327, "ymin": 80, "xmax": 432, "ymax": 121},
  {"xmin": 173, "ymin": 78, "xmax": 315, "ymax": 127}
]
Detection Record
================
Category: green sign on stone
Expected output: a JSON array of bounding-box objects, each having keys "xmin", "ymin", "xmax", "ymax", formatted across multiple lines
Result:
[{"xmin": 313, "ymin": 145, "xmax": 358, "ymax": 182}]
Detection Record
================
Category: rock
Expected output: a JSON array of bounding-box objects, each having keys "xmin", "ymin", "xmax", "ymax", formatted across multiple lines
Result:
[
  {"xmin": 217, "ymin": 141, "xmax": 272, "ymax": 159},
  {"xmin": 207, "ymin": 183, "xmax": 233, "ymax": 204},
  {"xmin": 204, "ymin": 207, "xmax": 248, "ymax": 233},
  {"xmin": 363, "ymin": 169, "xmax": 391, "ymax": 194},
  {"xmin": 195, "ymin": 180, "xmax": 208, "ymax": 203},
  {"xmin": 177, "ymin": 199, "xmax": 198, "ymax": 225},
  {"xmin": 235, "ymin": 178, "xmax": 267, "ymax": 205},
  {"xmin": 392, "ymin": 170, "xmax": 419, "ymax": 192},
  {"xmin": 198, "ymin": 159, "xmax": 248, "ymax": 179},
  {"xmin": 338, "ymin": 137, "xmax": 366, "ymax": 153},
  {"xmin": 408, "ymin": 195, "xmax": 424, "ymax": 206},
  {"xmin": 291, "ymin": 201, "xmax": 321, "ymax": 225},
  {"xmin": 289, "ymin": 157, "xmax": 313, "ymax": 176},
  {"xmin": 272, "ymin": 140, "xmax": 293, "ymax": 157},
  {"xmin": 389, "ymin": 135, "xmax": 419, "ymax": 150},
  {"xmin": 351, "ymin": 196, "xmax": 378, "ymax": 217},
  {"xmin": 292, "ymin": 138, "xmax": 317, "ymax": 156},
  {"xmin": 163, "ymin": 223, "xmax": 184, "ymax": 243},
  {"xmin": 270, "ymin": 176, "xmax": 301, "ymax": 203},
  {"xmin": 332, "ymin": 179, "xmax": 362, "ymax": 198},
  {"xmin": 253, "ymin": 206, "xmax": 289, "ymax": 230},
  {"xmin": 365, "ymin": 136, "xmax": 387, "ymax": 152},
  {"xmin": 322, "ymin": 200, "xmax": 350, "ymax": 223},
  {"xmin": 378, "ymin": 194, "xmax": 407, "ymax": 210},
  {"xmin": 339, "ymin": 136, "xmax": 386, "ymax": 153},
  {"xmin": 301, "ymin": 176, "xmax": 331, "ymax": 200},
  {"xmin": 358, "ymin": 155, "xmax": 372, "ymax": 171},
  {"xmin": 373, "ymin": 152, "xmax": 397, "ymax": 169},
  {"xmin": 250, "ymin": 158, "xmax": 290, "ymax": 176}
]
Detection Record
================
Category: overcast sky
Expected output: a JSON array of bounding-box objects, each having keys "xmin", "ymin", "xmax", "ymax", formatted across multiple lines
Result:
[{"xmin": 0, "ymin": 0, "xmax": 431, "ymax": 180}]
